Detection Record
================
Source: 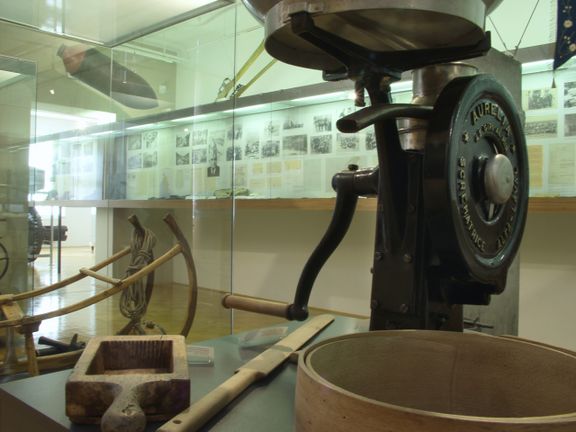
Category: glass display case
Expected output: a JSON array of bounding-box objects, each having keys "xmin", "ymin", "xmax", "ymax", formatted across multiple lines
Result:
[
  {"xmin": 1, "ymin": 0, "xmax": 576, "ymax": 380},
  {"xmin": 522, "ymin": 60, "xmax": 576, "ymax": 198},
  {"xmin": 0, "ymin": 3, "xmax": 241, "ymax": 365},
  {"xmin": 0, "ymin": 55, "xmax": 36, "ymax": 294}
]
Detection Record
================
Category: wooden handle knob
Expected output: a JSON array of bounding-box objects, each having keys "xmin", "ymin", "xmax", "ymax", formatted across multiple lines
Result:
[
  {"xmin": 101, "ymin": 387, "xmax": 146, "ymax": 432},
  {"xmin": 222, "ymin": 294, "xmax": 290, "ymax": 318}
]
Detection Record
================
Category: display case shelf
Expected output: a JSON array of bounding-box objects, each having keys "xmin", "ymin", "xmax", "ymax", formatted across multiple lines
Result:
[
  {"xmin": 528, "ymin": 197, "xmax": 576, "ymax": 213},
  {"xmin": 35, "ymin": 197, "xmax": 576, "ymax": 212},
  {"xmin": 34, "ymin": 80, "xmax": 357, "ymax": 144}
]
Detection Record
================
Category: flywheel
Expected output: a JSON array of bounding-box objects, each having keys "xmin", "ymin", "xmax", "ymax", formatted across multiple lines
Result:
[{"xmin": 424, "ymin": 74, "xmax": 528, "ymax": 290}]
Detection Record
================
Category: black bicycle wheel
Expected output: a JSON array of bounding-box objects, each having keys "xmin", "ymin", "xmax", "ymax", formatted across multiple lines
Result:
[
  {"xmin": 28, "ymin": 207, "xmax": 44, "ymax": 263},
  {"xmin": 0, "ymin": 241, "xmax": 9, "ymax": 280}
]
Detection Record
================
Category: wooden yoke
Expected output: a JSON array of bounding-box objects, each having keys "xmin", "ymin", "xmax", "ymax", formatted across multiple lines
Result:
[{"xmin": 0, "ymin": 213, "xmax": 198, "ymax": 376}]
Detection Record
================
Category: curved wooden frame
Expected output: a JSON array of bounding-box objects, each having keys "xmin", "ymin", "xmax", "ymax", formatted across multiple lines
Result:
[{"xmin": 0, "ymin": 213, "xmax": 197, "ymax": 376}]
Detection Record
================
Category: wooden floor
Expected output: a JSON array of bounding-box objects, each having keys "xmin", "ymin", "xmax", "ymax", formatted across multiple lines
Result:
[
  {"xmin": 1, "ymin": 246, "xmax": 357, "ymax": 378},
  {"xmin": 19, "ymin": 246, "xmax": 296, "ymax": 341}
]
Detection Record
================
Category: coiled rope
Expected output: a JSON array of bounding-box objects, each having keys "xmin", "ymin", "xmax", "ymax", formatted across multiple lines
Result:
[{"xmin": 119, "ymin": 223, "xmax": 157, "ymax": 333}]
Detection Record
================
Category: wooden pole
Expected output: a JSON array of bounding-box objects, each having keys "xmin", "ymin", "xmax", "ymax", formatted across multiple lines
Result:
[
  {"xmin": 79, "ymin": 268, "xmax": 122, "ymax": 285},
  {"xmin": 23, "ymin": 328, "xmax": 39, "ymax": 376},
  {"xmin": 0, "ymin": 246, "xmax": 131, "ymax": 304}
]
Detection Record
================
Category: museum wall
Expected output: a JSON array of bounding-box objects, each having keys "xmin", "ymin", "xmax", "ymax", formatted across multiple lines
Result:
[{"xmin": 518, "ymin": 212, "xmax": 576, "ymax": 351}]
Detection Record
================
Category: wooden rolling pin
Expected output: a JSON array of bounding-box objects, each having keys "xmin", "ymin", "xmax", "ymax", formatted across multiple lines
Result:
[{"xmin": 157, "ymin": 314, "xmax": 335, "ymax": 432}]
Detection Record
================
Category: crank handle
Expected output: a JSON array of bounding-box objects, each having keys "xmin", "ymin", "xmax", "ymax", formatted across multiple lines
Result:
[
  {"xmin": 221, "ymin": 295, "xmax": 308, "ymax": 321},
  {"xmin": 337, "ymin": 103, "xmax": 432, "ymax": 133}
]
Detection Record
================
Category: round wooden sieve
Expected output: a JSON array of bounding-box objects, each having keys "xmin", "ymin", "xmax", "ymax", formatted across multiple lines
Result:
[{"xmin": 295, "ymin": 331, "xmax": 576, "ymax": 431}]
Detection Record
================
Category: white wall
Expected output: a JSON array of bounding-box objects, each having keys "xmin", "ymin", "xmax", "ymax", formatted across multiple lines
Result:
[
  {"xmin": 230, "ymin": 207, "xmax": 576, "ymax": 351},
  {"xmin": 58, "ymin": 207, "xmax": 95, "ymax": 247},
  {"xmin": 518, "ymin": 212, "xmax": 576, "ymax": 351},
  {"xmin": 487, "ymin": 0, "xmax": 556, "ymax": 52},
  {"xmin": 232, "ymin": 208, "xmax": 375, "ymax": 316}
]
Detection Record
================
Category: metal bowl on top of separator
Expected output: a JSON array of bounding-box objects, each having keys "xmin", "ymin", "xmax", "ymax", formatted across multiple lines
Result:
[
  {"xmin": 242, "ymin": 0, "xmax": 503, "ymax": 22},
  {"xmin": 242, "ymin": 0, "xmax": 504, "ymax": 23},
  {"xmin": 241, "ymin": 0, "xmax": 504, "ymax": 71}
]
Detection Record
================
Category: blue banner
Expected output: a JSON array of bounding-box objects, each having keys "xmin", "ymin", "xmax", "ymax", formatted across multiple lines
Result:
[{"xmin": 555, "ymin": 0, "xmax": 576, "ymax": 69}]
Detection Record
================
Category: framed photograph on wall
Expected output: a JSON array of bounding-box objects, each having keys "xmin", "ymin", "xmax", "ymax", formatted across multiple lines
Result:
[
  {"xmin": 142, "ymin": 131, "xmax": 159, "ymax": 149},
  {"xmin": 226, "ymin": 145, "xmax": 243, "ymax": 161},
  {"xmin": 176, "ymin": 151, "xmax": 190, "ymax": 165},
  {"xmin": 192, "ymin": 148, "xmax": 207, "ymax": 164},
  {"xmin": 176, "ymin": 132, "xmax": 190, "ymax": 148},
  {"xmin": 245, "ymin": 138, "xmax": 260, "ymax": 159},
  {"xmin": 313, "ymin": 114, "xmax": 332, "ymax": 132},
  {"xmin": 310, "ymin": 134, "xmax": 333, "ymax": 154},
  {"xmin": 128, "ymin": 154, "xmax": 142, "ymax": 170},
  {"xmin": 564, "ymin": 81, "xmax": 576, "ymax": 108},
  {"xmin": 262, "ymin": 140, "xmax": 280, "ymax": 158},
  {"xmin": 263, "ymin": 121, "xmax": 280, "ymax": 137},
  {"xmin": 192, "ymin": 129, "xmax": 208, "ymax": 146},
  {"xmin": 365, "ymin": 131, "xmax": 376, "ymax": 151},
  {"xmin": 525, "ymin": 115, "xmax": 558, "ymax": 138},
  {"xmin": 283, "ymin": 135, "xmax": 308, "ymax": 156},
  {"xmin": 143, "ymin": 151, "xmax": 158, "ymax": 168},
  {"xmin": 127, "ymin": 134, "xmax": 142, "ymax": 151},
  {"xmin": 565, "ymin": 113, "xmax": 576, "ymax": 136},
  {"xmin": 337, "ymin": 133, "xmax": 359, "ymax": 151},
  {"xmin": 522, "ymin": 88, "xmax": 556, "ymax": 111},
  {"xmin": 283, "ymin": 115, "xmax": 304, "ymax": 130}
]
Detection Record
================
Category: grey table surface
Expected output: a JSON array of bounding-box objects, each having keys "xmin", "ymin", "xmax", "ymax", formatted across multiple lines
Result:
[{"xmin": 0, "ymin": 316, "xmax": 367, "ymax": 432}]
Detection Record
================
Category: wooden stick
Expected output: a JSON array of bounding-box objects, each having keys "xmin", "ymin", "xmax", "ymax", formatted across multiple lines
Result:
[
  {"xmin": 0, "ymin": 244, "xmax": 182, "ymax": 329},
  {"xmin": 4, "ymin": 246, "xmax": 131, "ymax": 303},
  {"xmin": 24, "ymin": 329, "xmax": 39, "ymax": 376},
  {"xmin": 0, "ymin": 294, "xmax": 14, "ymax": 303},
  {"xmin": 233, "ymin": 59, "xmax": 277, "ymax": 98},
  {"xmin": 127, "ymin": 214, "xmax": 145, "ymax": 237},
  {"xmin": 163, "ymin": 213, "xmax": 198, "ymax": 337},
  {"xmin": 79, "ymin": 268, "xmax": 122, "ymax": 285},
  {"xmin": 216, "ymin": 41, "xmax": 265, "ymax": 99},
  {"xmin": 158, "ymin": 315, "xmax": 335, "ymax": 432},
  {"xmin": 0, "ymin": 301, "xmax": 24, "ymax": 322},
  {"xmin": 221, "ymin": 294, "xmax": 290, "ymax": 318}
]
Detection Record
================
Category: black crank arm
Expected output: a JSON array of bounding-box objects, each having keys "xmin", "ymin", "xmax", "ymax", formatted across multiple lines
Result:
[
  {"xmin": 337, "ymin": 104, "xmax": 432, "ymax": 133},
  {"xmin": 288, "ymin": 168, "xmax": 379, "ymax": 320}
]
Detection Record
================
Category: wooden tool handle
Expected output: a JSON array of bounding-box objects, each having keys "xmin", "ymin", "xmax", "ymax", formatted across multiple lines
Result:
[
  {"xmin": 157, "ymin": 369, "xmax": 259, "ymax": 432},
  {"xmin": 159, "ymin": 315, "xmax": 334, "ymax": 432},
  {"xmin": 222, "ymin": 294, "xmax": 290, "ymax": 318},
  {"xmin": 101, "ymin": 387, "xmax": 146, "ymax": 432}
]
